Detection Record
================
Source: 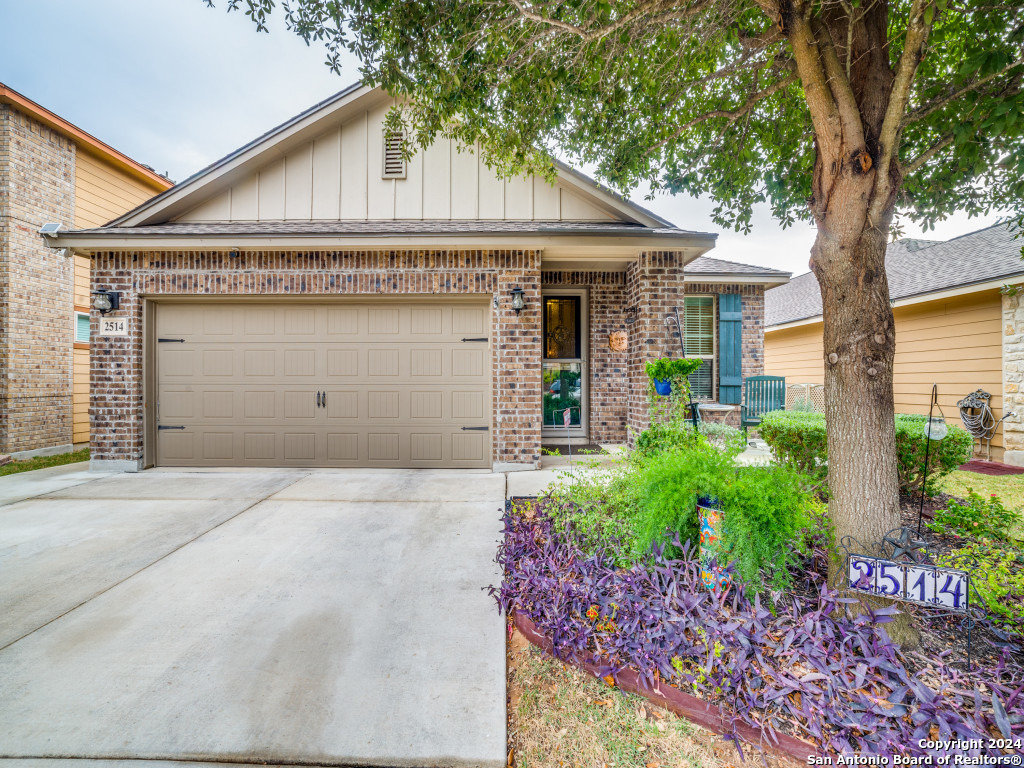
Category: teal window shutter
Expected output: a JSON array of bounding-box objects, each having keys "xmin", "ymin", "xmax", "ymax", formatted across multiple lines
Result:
[
  {"xmin": 718, "ymin": 294, "xmax": 742, "ymax": 404},
  {"xmin": 75, "ymin": 312, "xmax": 91, "ymax": 344}
]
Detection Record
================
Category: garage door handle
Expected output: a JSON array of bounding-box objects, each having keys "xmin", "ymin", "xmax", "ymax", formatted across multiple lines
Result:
[
  {"xmin": 316, "ymin": 391, "xmax": 322, "ymax": 408},
  {"xmin": 158, "ymin": 425, "xmax": 185, "ymax": 431},
  {"xmin": 461, "ymin": 426, "xmax": 489, "ymax": 431},
  {"xmin": 461, "ymin": 337, "xmax": 488, "ymax": 342},
  {"xmin": 322, "ymin": 392, "xmax": 327, "ymax": 408}
]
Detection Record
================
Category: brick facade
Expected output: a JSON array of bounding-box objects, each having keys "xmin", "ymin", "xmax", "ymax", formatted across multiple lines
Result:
[
  {"xmin": 88, "ymin": 247, "xmax": 766, "ymax": 468},
  {"xmin": 0, "ymin": 104, "xmax": 75, "ymax": 454},
  {"xmin": 89, "ymin": 249, "xmax": 543, "ymax": 469},
  {"xmin": 625, "ymin": 252, "xmax": 689, "ymax": 439}
]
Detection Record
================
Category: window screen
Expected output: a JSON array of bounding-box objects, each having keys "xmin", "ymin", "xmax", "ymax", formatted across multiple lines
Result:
[
  {"xmin": 75, "ymin": 312, "xmax": 90, "ymax": 344},
  {"xmin": 684, "ymin": 296, "xmax": 715, "ymax": 400}
]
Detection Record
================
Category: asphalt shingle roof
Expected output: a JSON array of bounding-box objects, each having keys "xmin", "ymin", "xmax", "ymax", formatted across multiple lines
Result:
[
  {"xmin": 765, "ymin": 222, "xmax": 1024, "ymax": 327},
  {"xmin": 64, "ymin": 220, "xmax": 709, "ymax": 238},
  {"xmin": 685, "ymin": 255, "xmax": 790, "ymax": 277}
]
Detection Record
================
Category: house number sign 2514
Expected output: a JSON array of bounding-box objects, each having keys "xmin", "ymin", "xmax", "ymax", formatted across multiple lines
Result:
[
  {"xmin": 99, "ymin": 317, "xmax": 128, "ymax": 337},
  {"xmin": 848, "ymin": 555, "xmax": 969, "ymax": 611}
]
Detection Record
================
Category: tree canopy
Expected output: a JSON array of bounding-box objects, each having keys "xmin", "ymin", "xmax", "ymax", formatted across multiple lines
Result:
[{"xmin": 215, "ymin": 0, "xmax": 1024, "ymax": 237}]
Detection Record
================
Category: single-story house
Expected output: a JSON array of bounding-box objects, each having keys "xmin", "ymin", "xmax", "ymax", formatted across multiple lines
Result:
[
  {"xmin": 50, "ymin": 84, "xmax": 788, "ymax": 472},
  {"xmin": 764, "ymin": 221, "xmax": 1024, "ymax": 464},
  {"xmin": 0, "ymin": 82, "xmax": 171, "ymax": 458}
]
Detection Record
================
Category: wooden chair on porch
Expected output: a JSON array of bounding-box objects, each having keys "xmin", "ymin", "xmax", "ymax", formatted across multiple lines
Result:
[{"xmin": 740, "ymin": 375, "xmax": 785, "ymax": 436}]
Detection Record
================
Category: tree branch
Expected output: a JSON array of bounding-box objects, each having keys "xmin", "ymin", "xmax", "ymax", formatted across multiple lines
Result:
[
  {"xmin": 903, "ymin": 56, "xmax": 1024, "ymax": 126},
  {"xmin": 811, "ymin": 16, "xmax": 867, "ymax": 151},
  {"xmin": 904, "ymin": 132, "xmax": 954, "ymax": 173},
  {"xmin": 785, "ymin": 10, "xmax": 843, "ymax": 162},
  {"xmin": 647, "ymin": 72, "xmax": 799, "ymax": 153},
  {"xmin": 869, "ymin": 0, "xmax": 934, "ymax": 218},
  {"xmin": 507, "ymin": 0, "xmax": 713, "ymax": 43}
]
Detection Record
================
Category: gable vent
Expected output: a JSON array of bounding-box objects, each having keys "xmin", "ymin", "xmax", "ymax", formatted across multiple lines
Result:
[{"xmin": 382, "ymin": 131, "xmax": 407, "ymax": 179}]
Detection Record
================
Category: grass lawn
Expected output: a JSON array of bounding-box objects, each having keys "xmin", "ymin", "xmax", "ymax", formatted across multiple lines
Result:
[
  {"xmin": 936, "ymin": 469, "xmax": 1024, "ymax": 538},
  {"xmin": 0, "ymin": 448, "xmax": 90, "ymax": 477},
  {"xmin": 507, "ymin": 628, "xmax": 799, "ymax": 768}
]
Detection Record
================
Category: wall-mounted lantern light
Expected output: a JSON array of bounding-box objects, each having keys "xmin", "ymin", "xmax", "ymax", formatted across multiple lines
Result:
[
  {"xmin": 510, "ymin": 286, "xmax": 525, "ymax": 315},
  {"xmin": 92, "ymin": 289, "xmax": 120, "ymax": 315}
]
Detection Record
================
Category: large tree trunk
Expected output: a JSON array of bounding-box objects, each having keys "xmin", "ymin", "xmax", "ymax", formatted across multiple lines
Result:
[
  {"xmin": 814, "ymin": 224, "xmax": 900, "ymax": 560},
  {"xmin": 812, "ymin": 214, "xmax": 919, "ymax": 648},
  {"xmin": 773, "ymin": 0, "xmax": 921, "ymax": 646}
]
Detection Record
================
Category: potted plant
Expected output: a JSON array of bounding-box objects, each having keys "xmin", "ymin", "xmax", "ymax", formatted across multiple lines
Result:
[{"xmin": 645, "ymin": 358, "xmax": 702, "ymax": 397}]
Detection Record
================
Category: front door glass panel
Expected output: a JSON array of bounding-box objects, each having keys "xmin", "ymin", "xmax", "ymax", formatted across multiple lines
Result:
[{"xmin": 543, "ymin": 296, "xmax": 583, "ymax": 429}]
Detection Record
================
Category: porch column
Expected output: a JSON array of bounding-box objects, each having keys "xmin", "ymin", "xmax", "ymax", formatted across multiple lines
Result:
[
  {"xmin": 493, "ymin": 250, "xmax": 543, "ymax": 469},
  {"xmin": 625, "ymin": 251, "xmax": 688, "ymax": 443}
]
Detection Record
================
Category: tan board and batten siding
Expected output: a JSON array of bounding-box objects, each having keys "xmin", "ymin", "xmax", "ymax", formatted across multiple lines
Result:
[
  {"xmin": 175, "ymin": 99, "xmax": 614, "ymax": 223},
  {"xmin": 72, "ymin": 151, "xmax": 168, "ymax": 443},
  {"xmin": 765, "ymin": 289, "xmax": 1005, "ymax": 459},
  {"xmin": 156, "ymin": 301, "xmax": 492, "ymax": 468}
]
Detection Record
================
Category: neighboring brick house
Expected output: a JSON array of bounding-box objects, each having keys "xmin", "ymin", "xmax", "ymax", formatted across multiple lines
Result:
[
  {"xmin": 51, "ymin": 84, "xmax": 788, "ymax": 472},
  {"xmin": 764, "ymin": 222, "xmax": 1024, "ymax": 464},
  {"xmin": 0, "ymin": 83, "xmax": 171, "ymax": 457}
]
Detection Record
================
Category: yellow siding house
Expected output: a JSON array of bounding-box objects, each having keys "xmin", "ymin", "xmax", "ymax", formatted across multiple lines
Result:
[{"xmin": 764, "ymin": 223, "xmax": 1024, "ymax": 464}]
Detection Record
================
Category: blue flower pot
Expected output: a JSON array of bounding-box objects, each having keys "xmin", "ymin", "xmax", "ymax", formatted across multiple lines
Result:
[{"xmin": 654, "ymin": 378, "xmax": 672, "ymax": 397}]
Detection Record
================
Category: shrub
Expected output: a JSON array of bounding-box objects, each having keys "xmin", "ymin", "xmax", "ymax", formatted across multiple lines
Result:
[
  {"xmin": 935, "ymin": 543, "xmax": 1024, "ymax": 635},
  {"xmin": 633, "ymin": 421, "xmax": 706, "ymax": 458},
  {"xmin": 759, "ymin": 410, "xmax": 973, "ymax": 495},
  {"xmin": 629, "ymin": 443, "xmax": 815, "ymax": 590},
  {"xmin": 697, "ymin": 420, "xmax": 745, "ymax": 454},
  {"xmin": 715, "ymin": 463, "xmax": 815, "ymax": 590},
  {"xmin": 632, "ymin": 444, "xmax": 735, "ymax": 560},
  {"xmin": 895, "ymin": 414, "xmax": 973, "ymax": 496},
  {"xmin": 633, "ymin": 420, "xmax": 743, "ymax": 458},
  {"xmin": 758, "ymin": 410, "xmax": 829, "ymax": 485},
  {"xmin": 929, "ymin": 490, "xmax": 1022, "ymax": 542}
]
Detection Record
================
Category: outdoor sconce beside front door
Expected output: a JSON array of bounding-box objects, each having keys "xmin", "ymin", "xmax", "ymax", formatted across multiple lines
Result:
[
  {"xmin": 510, "ymin": 286, "xmax": 525, "ymax": 315},
  {"xmin": 92, "ymin": 289, "xmax": 120, "ymax": 315}
]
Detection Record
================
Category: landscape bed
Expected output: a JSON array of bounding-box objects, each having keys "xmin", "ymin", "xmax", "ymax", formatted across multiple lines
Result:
[{"xmin": 491, "ymin": 496, "xmax": 1024, "ymax": 760}]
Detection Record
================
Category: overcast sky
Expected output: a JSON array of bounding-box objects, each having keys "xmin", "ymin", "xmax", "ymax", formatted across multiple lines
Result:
[{"xmin": 0, "ymin": 0, "xmax": 1007, "ymax": 277}]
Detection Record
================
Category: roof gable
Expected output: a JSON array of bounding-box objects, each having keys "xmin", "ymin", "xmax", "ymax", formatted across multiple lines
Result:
[{"xmin": 111, "ymin": 84, "xmax": 670, "ymax": 229}]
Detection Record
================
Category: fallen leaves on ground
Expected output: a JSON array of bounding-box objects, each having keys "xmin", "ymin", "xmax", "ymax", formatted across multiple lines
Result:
[{"xmin": 507, "ymin": 628, "xmax": 801, "ymax": 768}]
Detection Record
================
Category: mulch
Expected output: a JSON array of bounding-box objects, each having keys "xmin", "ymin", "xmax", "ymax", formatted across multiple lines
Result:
[{"xmin": 958, "ymin": 459, "xmax": 1024, "ymax": 476}]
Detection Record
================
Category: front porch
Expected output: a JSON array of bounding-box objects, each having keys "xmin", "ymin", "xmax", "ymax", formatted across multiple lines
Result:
[{"xmin": 539, "ymin": 261, "xmax": 774, "ymax": 449}]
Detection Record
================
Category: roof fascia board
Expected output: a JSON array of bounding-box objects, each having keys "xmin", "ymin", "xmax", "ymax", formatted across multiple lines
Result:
[
  {"xmin": 766, "ymin": 274, "xmax": 1024, "ymax": 332},
  {"xmin": 684, "ymin": 273, "xmax": 790, "ymax": 287},
  {"xmin": 551, "ymin": 160, "xmax": 672, "ymax": 228},
  {"xmin": 0, "ymin": 84, "xmax": 171, "ymax": 190},
  {"xmin": 111, "ymin": 83, "xmax": 380, "ymax": 228},
  {"xmin": 57, "ymin": 232, "xmax": 716, "ymax": 254}
]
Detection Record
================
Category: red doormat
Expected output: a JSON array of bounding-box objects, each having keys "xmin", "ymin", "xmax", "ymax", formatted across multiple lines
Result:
[{"xmin": 958, "ymin": 459, "xmax": 1024, "ymax": 476}]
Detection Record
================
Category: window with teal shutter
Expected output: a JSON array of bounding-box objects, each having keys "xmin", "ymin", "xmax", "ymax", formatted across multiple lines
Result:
[
  {"xmin": 718, "ymin": 293, "xmax": 742, "ymax": 404},
  {"xmin": 75, "ymin": 312, "xmax": 91, "ymax": 344}
]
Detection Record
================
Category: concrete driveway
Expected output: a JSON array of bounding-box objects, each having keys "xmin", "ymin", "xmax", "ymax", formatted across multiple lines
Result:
[{"xmin": 0, "ymin": 467, "xmax": 507, "ymax": 767}]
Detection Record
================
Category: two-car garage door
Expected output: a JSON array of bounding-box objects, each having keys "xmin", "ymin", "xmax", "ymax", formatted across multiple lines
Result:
[{"xmin": 155, "ymin": 301, "xmax": 492, "ymax": 468}]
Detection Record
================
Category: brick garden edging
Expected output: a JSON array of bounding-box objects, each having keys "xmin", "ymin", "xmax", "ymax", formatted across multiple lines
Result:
[{"xmin": 513, "ymin": 610, "xmax": 817, "ymax": 763}]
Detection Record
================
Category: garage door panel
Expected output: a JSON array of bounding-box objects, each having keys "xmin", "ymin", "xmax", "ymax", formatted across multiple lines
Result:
[
  {"xmin": 452, "ymin": 306, "xmax": 487, "ymax": 336},
  {"xmin": 156, "ymin": 301, "xmax": 491, "ymax": 468},
  {"xmin": 410, "ymin": 306, "xmax": 444, "ymax": 335}
]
